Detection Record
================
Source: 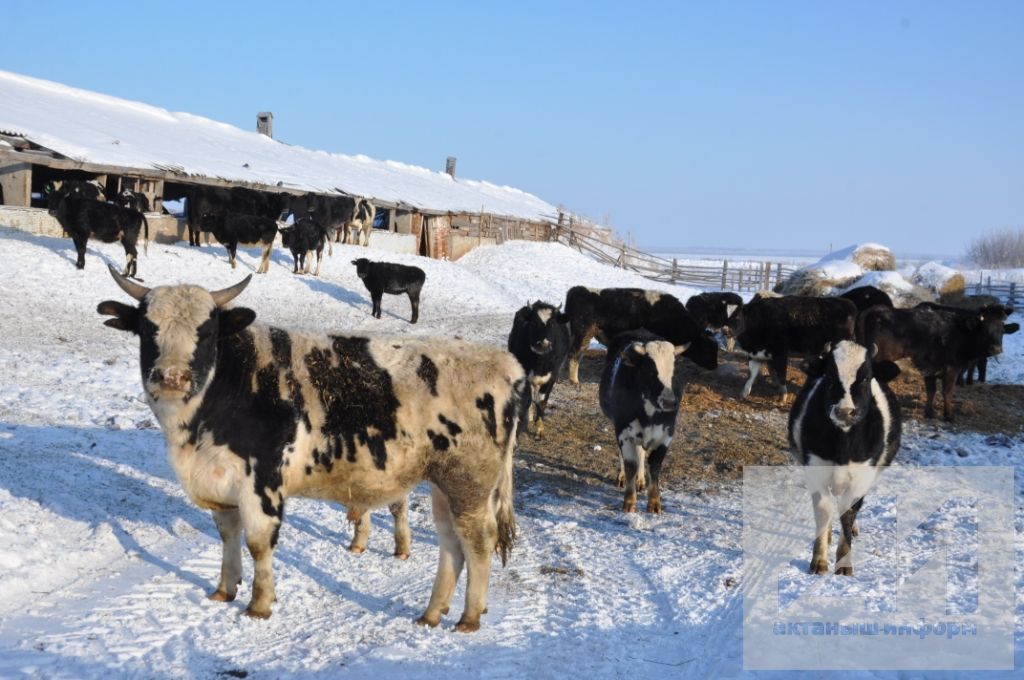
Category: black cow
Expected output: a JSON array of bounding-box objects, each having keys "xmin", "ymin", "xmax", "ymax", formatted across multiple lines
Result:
[
  {"xmin": 117, "ymin": 189, "xmax": 151, "ymax": 213},
  {"xmin": 939, "ymin": 295, "xmax": 1017, "ymax": 385},
  {"xmin": 562, "ymin": 286, "xmax": 718, "ymax": 385},
  {"xmin": 280, "ymin": 217, "xmax": 328, "ymax": 276},
  {"xmin": 353, "ymin": 259, "xmax": 426, "ymax": 324},
  {"xmin": 685, "ymin": 292, "xmax": 743, "ymax": 332},
  {"xmin": 839, "ymin": 285, "xmax": 894, "ymax": 313},
  {"xmin": 198, "ymin": 212, "xmax": 278, "ymax": 273},
  {"xmin": 599, "ymin": 330, "xmax": 686, "ymax": 514},
  {"xmin": 288, "ymin": 193, "xmax": 357, "ymax": 254},
  {"xmin": 724, "ymin": 295, "xmax": 857, "ymax": 400},
  {"xmin": 507, "ymin": 301, "xmax": 571, "ymax": 437},
  {"xmin": 45, "ymin": 179, "xmax": 105, "ymax": 207},
  {"xmin": 97, "ymin": 267, "xmax": 525, "ymax": 630},
  {"xmin": 789, "ymin": 341, "xmax": 901, "ymax": 575},
  {"xmin": 861, "ymin": 302, "xmax": 1018, "ymax": 420},
  {"xmin": 51, "ymin": 197, "xmax": 149, "ymax": 278},
  {"xmin": 186, "ymin": 186, "xmax": 288, "ymax": 247}
]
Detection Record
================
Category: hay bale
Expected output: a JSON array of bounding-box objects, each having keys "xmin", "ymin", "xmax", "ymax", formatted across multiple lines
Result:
[
  {"xmin": 776, "ymin": 243, "xmax": 898, "ymax": 296},
  {"xmin": 837, "ymin": 271, "xmax": 935, "ymax": 308},
  {"xmin": 848, "ymin": 243, "xmax": 896, "ymax": 271},
  {"xmin": 911, "ymin": 261, "xmax": 965, "ymax": 300}
]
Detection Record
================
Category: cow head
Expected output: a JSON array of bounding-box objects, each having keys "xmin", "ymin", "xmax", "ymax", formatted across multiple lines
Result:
[
  {"xmin": 618, "ymin": 337, "xmax": 689, "ymax": 413},
  {"xmin": 962, "ymin": 305, "xmax": 1016, "ymax": 358},
  {"xmin": 97, "ymin": 265, "xmax": 255, "ymax": 405},
  {"xmin": 803, "ymin": 340, "xmax": 899, "ymax": 431},
  {"xmin": 517, "ymin": 301, "xmax": 567, "ymax": 355},
  {"xmin": 352, "ymin": 258, "xmax": 370, "ymax": 278}
]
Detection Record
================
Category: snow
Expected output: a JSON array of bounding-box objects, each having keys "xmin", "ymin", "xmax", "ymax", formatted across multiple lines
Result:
[
  {"xmin": 0, "ymin": 228, "xmax": 1022, "ymax": 678},
  {"xmin": 838, "ymin": 270, "xmax": 917, "ymax": 294},
  {"xmin": 0, "ymin": 70, "xmax": 557, "ymax": 222}
]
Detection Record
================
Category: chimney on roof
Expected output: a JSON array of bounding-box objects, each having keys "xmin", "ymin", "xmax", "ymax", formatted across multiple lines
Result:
[
  {"xmin": 445, "ymin": 156, "xmax": 457, "ymax": 178},
  {"xmin": 257, "ymin": 112, "xmax": 273, "ymax": 138}
]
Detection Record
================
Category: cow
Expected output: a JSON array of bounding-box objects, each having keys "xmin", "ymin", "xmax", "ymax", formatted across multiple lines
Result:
[
  {"xmin": 839, "ymin": 285, "xmax": 893, "ymax": 313},
  {"xmin": 117, "ymin": 189, "xmax": 151, "ymax": 213},
  {"xmin": 280, "ymin": 217, "xmax": 328, "ymax": 276},
  {"xmin": 45, "ymin": 179, "xmax": 105, "ymax": 206},
  {"xmin": 724, "ymin": 295, "xmax": 857, "ymax": 400},
  {"xmin": 287, "ymin": 193, "xmax": 357, "ymax": 254},
  {"xmin": 198, "ymin": 212, "xmax": 278, "ymax": 273},
  {"xmin": 352, "ymin": 259, "xmax": 426, "ymax": 324},
  {"xmin": 685, "ymin": 292, "xmax": 743, "ymax": 333},
  {"xmin": 860, "ymin": 302, "xmax": 1018, "ymax": 420},
  {"xmin": 344, "ymin": 199, "xmax": 377, "ymax": 247},
  {"xmin": 937, "ymin": 295, "xmax": 1017, "ymax": 385},
  {"xmin": 51, "ymin": 197, "xmax": 149, "ymax": 278},
  {"xmin": 562, "ymin": 286, "xmax": 718, "ymax": 385},
  {"xmin": 789, "ymin": 341, "xmax": 901, "ymax": 575},
  {"xmin": 97, "ymin": 266, "xmax": 526, "ymax": 630},
  {"xmin": 598, "ymin": 330, "xmax": 687, "ymax": 514},
  {"xmin": 507, "ymin": 301, "xmax": 571, "ymax": 437},
  {"xmin": 186, "ymin": 186, "xmax": 287, "ymax": 247}
]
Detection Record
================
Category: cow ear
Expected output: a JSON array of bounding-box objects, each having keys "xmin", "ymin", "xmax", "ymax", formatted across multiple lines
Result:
[
  {"xmin": 801, "ymin": 354, "xmax": 827, "ymax": 378},
  {"xmin": 218, "ymin": 307, "xmax": 256, "ymax": 336},
  {"xmin": 622, "ymin": 341, "xmax": 646, "ymax": 366},
  {"xmin": 1004, "ymin": 322, "xmax": 1020, "ymax": 335},
  {"xmin": 97, "ymin": 300, "xmax": 139, "ymax": 333},
  {"xmin": 674, "ymin": 341, "xmax": 691, "ymax": 356},
  {"xmin": 872, "ymin": 360, "xmax": 901, "ymax": 383}
]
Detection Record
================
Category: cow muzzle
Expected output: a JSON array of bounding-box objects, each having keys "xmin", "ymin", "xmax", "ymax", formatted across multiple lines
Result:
[
  {"xmin": 829, "ymin": 405, "xmax": 860, "ymax": 429},
  {"xmin": 149, "ymin": 367, "xmax": 193, "ymax": 394},
  {"xmin": 531, "ymin": 339, "xmax": 552, "ymax": 355},
  {"xmin": 656, "ymin": 388, "xmax": 677, "ymax": 411}
]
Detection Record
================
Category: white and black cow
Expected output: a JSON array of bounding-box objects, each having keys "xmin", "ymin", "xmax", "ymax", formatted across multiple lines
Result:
[
  {"xmin": 345, "ymin": 199, "xmax": 377, "ymax": 247},
  {"xmin": 789, "ymin": 341, "xmax": 901, "ymax": 575},
  {"xmin": 198, "ymin": 212, "xmax": 279, "ymax": 273},
  {"xmin": 353, "ymin": 258, "xmax": 426, "ymax": 324},
  {"xmin": 724, "ymin": 295, "xmax": 857, "ymax": 400},
  {"xmin": 51, "ymin": 197, "xmax": 149, "ymax": 278},
  {"xmin": 287, "ymin": 193, "xmax": 357, "ymax": 254},
  {"xmin": 685, "ymin": 292, "xmax": 743, "ymax": 332},
  {"xmin": 563, "ymin": 286, "xmax": 718, "ymax": 385},
  {"xmin": 507, "ymin": 301, "xmax": 571, "ymax": 437},
  {"xmin": 117, "ymin": 189, "xmax": 151, "ymax": 214},
  {"xmin": 280, "ymin": 217, "xmax": 328, "ymax": 276},
  {"xmin": 598, "ymin": 330, "xmax": 687, "ymax": 514},
  {"xmin": 97, "ymin": 266, "xmax": 526, "ymax": 631}
]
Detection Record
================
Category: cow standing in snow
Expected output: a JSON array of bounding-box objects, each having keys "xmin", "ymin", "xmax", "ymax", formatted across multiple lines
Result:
[
  {"xmin": 280, "ymin": 217, "xmax": 328, "ymax": 275},
  {"xmin": 507, "ymin": 301, "xmax": 571, "ymax": 437},
  {"xmin": 97, "ymin": 266, "xmax": 526, "ymax": 631},
  {"xmin": 599, "ymin": 330, "xmax": 687, "ymax": 514},
  {"xmin": 352, "ymin": 259, "xmax": 426, "ymax": 324},
  {"xmin": 789, "ymin": 341, "xmax": 901, "ymax": 575}
]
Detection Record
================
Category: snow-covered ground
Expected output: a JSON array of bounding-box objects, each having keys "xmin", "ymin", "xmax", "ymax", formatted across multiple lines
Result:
[{"xmin": 0, "ymin": 227, "xmax": 1021, "ymax": 678}]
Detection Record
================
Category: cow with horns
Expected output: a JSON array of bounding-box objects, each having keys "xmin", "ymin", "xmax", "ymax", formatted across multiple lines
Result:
[{"xmin": 97, "ymin": 266, "xmax": 527, "ymax": 631}]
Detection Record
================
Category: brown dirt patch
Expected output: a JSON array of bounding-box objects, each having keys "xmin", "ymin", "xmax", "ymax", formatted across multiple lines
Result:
[{"xmin": 517, "ymin": 349, "xmax": 1024, "ymax": 496}]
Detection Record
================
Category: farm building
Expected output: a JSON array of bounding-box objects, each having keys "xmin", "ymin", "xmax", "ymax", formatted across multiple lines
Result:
[{"xmin": 0, "ymin": 69, "xmax": 579, "ymax": 260}]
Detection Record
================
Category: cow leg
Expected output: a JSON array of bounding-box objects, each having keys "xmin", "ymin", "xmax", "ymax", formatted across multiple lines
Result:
[
  {"xmin": 258, "ymin": 243, "xmax": 272, "ymax": 274},
  {"xmin": 452, "ymin": 508, "xmax": 498, "ymax": 633},
  {"xmin": 635, "ymin": 445, "xmax": 647, "ymax": 492},
  {"xmin": 390, "ymin": 498, "xmax": 411, "ymax": 560},
  {"xmin": 809, "ymin": 491, "xmax": 832, "ymax": 574},
  {"xmin": 978, "ymin": 357, "xmax": 988, "ymax": 383},
  {"xmin": 741, "ymin": 359, "xmax": 764, "ymax": 399},
  {"xmin": 408, "ymin": 290, "xmax": 420, "ymax": 324},
  {"xmin": 770, "ymin": 353, "xmax": 789, "ymax": 403},
  {"xmin": 228, "ymin": 243, "xmax": 238, "ymax": 269},
  {"xmin": 835, "ymin": 497, "xmax": 864, "ymax": 576},
  {"xmin": 313, "ymin": 247, "xmax": 323, "ymax": 276},
  {"xmin": 620, "ymin": 439, "xmax": 641, "ymax": 512},
  {"xmin": 417, "ymin": 486, "xmax": 465, "ymax": 628},
  {"xmin": 209, "ymin": 508, "xmax": 243, "ymax": 602},
  {"xmin": 72, "ymin": 234, "xmax": 88, "ymax": 269},
  {"xmin": 923, "ymin": 375, "xmax": 938, "ymax": 419},
  {"xmin": 941, "ymin": 366, "xmax": 957, "ymax": 421},
  {"xmin": 534, "ymin": 383, "xmax": 554, "ymax": 438},
  {"xmin": 123, "ymin": 240, "xmax": 138, "ymax": 279},
  {"xmin": 349, "ymin": 511, "xmax": 372, "ymax": 554},
  {"xmin": 567, "ymin": 326, "xmax": 595, "ymax": 385},
  {"xmin": 646, "ymin": 444, "xmax": 669, "ymax": 514},
  {"xmin": 240, "ymin": 493, "xmax": 283, "ymax": 619},
  {"xmin": 372, "ymin": 293, "xmax": 383, "ymax": 319}
]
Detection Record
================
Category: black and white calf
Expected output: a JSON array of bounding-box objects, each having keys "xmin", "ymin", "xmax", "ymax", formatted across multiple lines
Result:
[
  {"xmin": 599, "ymin": 330, "xmax": 687, "ymax": 514},
  {"xmin": 352, "ymin": 258, "xmax": 426, "ymax": 324},
  {"xmin": 685, "ymin": 291, "xmax": 743, "ymax": 332},
  {"xmin": 117, "ymin": 189, "xmax": 151, "ymax": 213},
  {"xmin": 51, "ymin": 197, "xmax": 149, "ymax": 277},
  {"xmin": 97, "ymin": 267, "xmax": 525, "ymax": 630},
  {"xmin": 199, "ymin": 212, "xmax": 279, "ymax": 273},
  {"xmin": 345, "ymin": 198, "xmax": 377, "ymax": 247},
  {"xmin": 789, "ymin": 341, "xmax": 901, "ymax": 575},
  {"xmin": 280, "ymin": 217, "xmax": 328, "ymax": 275},
  {"xmin": 507, "ymin": 301, "xmax": 571, "ymax": 437}
]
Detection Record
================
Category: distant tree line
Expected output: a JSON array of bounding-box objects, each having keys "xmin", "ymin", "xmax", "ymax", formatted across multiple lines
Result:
[{"xmin": 965, "ymin": 227, "xmax": 1024, "ymax": 269}]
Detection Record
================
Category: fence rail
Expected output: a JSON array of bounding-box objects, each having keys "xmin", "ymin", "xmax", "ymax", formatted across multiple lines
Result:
[
  {"xmin": 551, "ymin": 224, "xmax": 797, "ymax": 292},
  {"xmin": 968, "ymin": 278, "xmax": 1022, "ymax": 308}
]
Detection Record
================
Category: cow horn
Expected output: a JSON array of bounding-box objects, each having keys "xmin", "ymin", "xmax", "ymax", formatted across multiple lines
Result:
[
  {"xmin": 674, "ymin": 341, "xmax": 691, "ymax": 356},
  {"xmin": 107, "ymin": 264, "xmax": 150, "ymax": 301},
  {"xmin": 210, "ymin": 275, "xmax": 252, "ymax": 307}
]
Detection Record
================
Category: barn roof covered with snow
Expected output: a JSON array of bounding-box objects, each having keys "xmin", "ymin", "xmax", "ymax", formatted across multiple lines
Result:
[{"xmin": 0, "ymin": 70, "xmax": 558, "ymax": 221}]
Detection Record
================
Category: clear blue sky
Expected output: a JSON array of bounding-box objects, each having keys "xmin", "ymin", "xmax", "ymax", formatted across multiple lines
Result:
[{"xmin": 2, "ymin": 1, "xmax": 1021, "ymax": 256}]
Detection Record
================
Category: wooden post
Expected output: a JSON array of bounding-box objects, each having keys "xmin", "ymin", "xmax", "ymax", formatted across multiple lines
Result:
[
  {"xmin": 1010, "ymin": 282, "xmax": 1017, "ymax": 307},
  {"xmin": 0, "ymin": 161, "xmax": 32, "ymax": 206},
  {"xmin": 672, "ymin": 257, "xmax": 678, "ymax": 283},
  {"xmin": 721, "ymin": 260, "xmax": 729, "ymax": 290},
  {"xmin": 738, "ymin": 269, "xmax": 744, "ymax": 291}
]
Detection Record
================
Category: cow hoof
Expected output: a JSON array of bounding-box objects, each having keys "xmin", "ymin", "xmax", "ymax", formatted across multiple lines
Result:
[
  {"xmin": 394, "ymin": 552, "xmax": 410, "ymax": 560},
  {"xmin": 809, "ymin": 559, "xmax": 829, "ymax": 575},
  {"xmin": 208, "ymin": 589, "xmax": 235, "ymax": 602},
  {"xmin": 441, "ymin": 606, "xmax": 450, "ymax": 615},
  {"xmin": 646, "ymin": 500, "xmax": 662, "ymax": 514},
  {"xmin": 244, "ymin": 607, "xmax": 272, "ymax": 620},
  {"xmin": 622, "ymin": 500, "xmax": 636, "ymax": 513},
  {"xmin": 835, "ymin": 566, "xmax": 854, "ymax": 576},
  {"xmin": 615, "ymin": 475, "xmax": 625, "ymax": 489},
  {"xmin": 454, "ymin": 618, "xmax": 481, "ymax": 633},
  {"xmin": 415, "ymin": 615, "xmax": 441, "ymax": 628},
  {"xmin": 851, "ymin": 522, "xmax": 859, "ymax": 537},
  {"xmin": 348, "ymin": 545, "xmax": 367, "ymax": 554}
]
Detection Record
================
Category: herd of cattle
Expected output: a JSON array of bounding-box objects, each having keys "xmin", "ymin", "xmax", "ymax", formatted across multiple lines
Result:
[
  {"xmin": 44, "ymin": 180, "xmax": 378, "ymax": 280},
  {"xmin": 91, "ymin": 234, "xmax": 1018, "ymax": 630}
]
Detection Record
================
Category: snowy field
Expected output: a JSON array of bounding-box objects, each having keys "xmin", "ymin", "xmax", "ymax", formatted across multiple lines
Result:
[{"xmin": 0, "ymin": 227, "xmax": 1022, "ymax": 678}]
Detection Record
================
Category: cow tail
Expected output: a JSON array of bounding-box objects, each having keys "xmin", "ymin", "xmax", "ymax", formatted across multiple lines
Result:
[
  {"xmin": 142, "ymin": 214, "xmax": 150, "ymax": 255},
  {"xmin": 494, "ymin": 379, "xmax": 524, "ymax": 566}
]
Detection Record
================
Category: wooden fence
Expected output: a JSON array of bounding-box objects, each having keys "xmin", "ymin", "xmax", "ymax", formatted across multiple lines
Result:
[
  {"xmin": 968, "ymin": 278, "xmax": 1022, "ymax": 308},
  {"xmin": 552, "ymin": 224, "xmax": 797, "ymax": 292}
]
